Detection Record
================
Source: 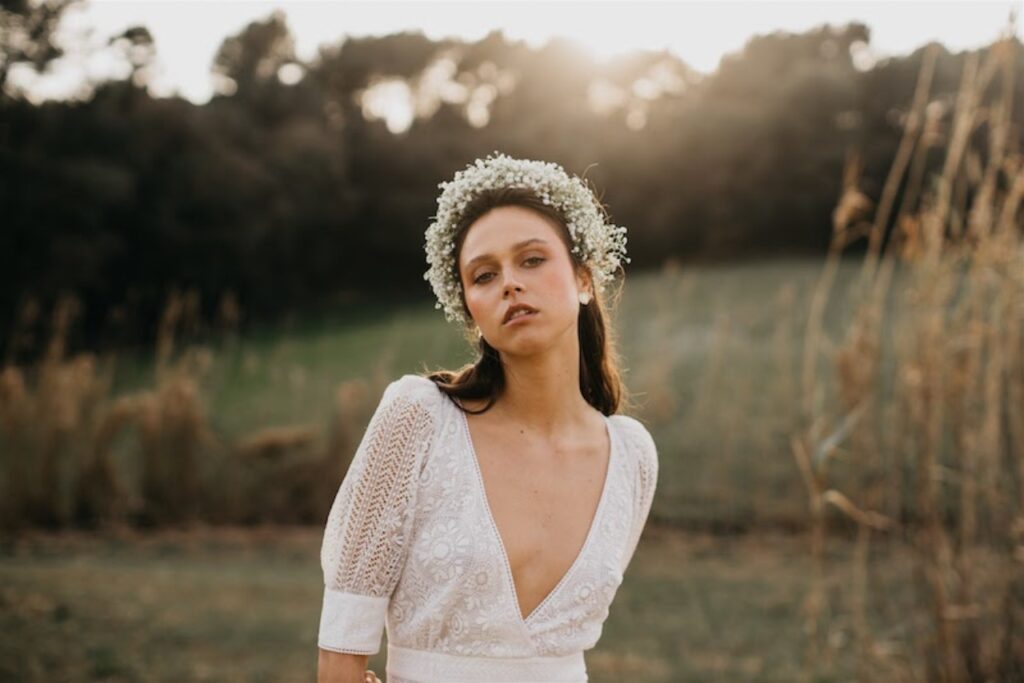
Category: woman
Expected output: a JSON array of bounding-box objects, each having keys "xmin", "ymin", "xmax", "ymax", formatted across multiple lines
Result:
[{"xmin": 317, "ymin": 152, "xmax": 659, "ymax": 683}]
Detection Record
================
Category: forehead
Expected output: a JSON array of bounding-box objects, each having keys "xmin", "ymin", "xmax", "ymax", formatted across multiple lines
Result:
[{"xmin": 459, "ymin": 205, "xmax": 563, "ymax": 267}]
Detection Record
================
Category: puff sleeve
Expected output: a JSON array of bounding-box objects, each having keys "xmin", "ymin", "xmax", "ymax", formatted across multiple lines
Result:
[
  {"xmin": 318, "ymin": 374, "xmax": 440, "ymax": 655},
  {"xmin": 618, "ymin": 416, "xmax": 659, "ymax": 574}
]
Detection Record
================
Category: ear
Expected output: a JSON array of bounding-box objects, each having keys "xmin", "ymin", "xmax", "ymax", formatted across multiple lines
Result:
[{"xmin": 575, "ymin": 267, "xmax": 593, "ymax": 297}]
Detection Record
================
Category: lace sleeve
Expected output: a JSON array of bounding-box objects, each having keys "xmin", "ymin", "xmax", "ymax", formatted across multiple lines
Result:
[
  {"xmin": 618, "ymin": 416, "xmax": 659, "ymax": 574},
  {"xmin": 318, "ymin": 374, "xmax": 439, "ymax": 655}
]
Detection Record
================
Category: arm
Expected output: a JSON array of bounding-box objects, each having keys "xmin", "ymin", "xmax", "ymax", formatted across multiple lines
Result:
[
  {"xmin": 620, "ymin": 417, "xmax": 659, "ymax": 573},
  {"xmin": 317, "ymin": 376, "xmax": 438, "ymax": 670},
  {"xmin": 317, "ymin": 650, "xmax": 369, "ymax": 683}
]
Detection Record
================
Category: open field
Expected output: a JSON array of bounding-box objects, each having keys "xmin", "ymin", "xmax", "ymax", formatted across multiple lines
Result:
[
  {"xmin": 3, "ymin": 246, "xmax": 1020, "ymax": 679},
  {"xmin": 4, "ymin": 36, "xmax": 1021, "ymax": 681},
  {"xmin": 90, "ymin": 255, "xmax": 897, "ymax": 530},
  {"xmin": 0, "ymin": 523, "xmax": 961, "ymax": 683}
]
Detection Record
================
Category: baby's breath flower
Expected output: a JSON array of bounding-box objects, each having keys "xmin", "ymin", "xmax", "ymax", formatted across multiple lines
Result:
[{"xmin": 423, "ymin": 151, "xmax": 629, "ymax": 325}]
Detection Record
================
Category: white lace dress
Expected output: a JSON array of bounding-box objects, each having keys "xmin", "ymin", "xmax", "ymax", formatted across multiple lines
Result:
[{"xmin": 318, "ymin": 374, "xmax": 659, "ymax": 683}]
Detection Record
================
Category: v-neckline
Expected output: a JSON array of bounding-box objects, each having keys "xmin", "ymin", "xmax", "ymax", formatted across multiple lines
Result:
[{"xmin": 457, "ymin": 404, "xmax": 617, "ymax": 626}]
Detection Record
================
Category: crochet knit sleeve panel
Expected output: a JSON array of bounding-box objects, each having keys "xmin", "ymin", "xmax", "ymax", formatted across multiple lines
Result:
[
  {"xmin": 318, "ymin": 374, "xmax": 440, "ymax": 655},
  {"xmin": 618, "ymin": 415, "xmax": 659, "ymax": 574}
]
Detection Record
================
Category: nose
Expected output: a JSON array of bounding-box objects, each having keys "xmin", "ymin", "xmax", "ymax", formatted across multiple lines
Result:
[
  {"xmin": 502, "ymin": 279, "xmax": 523, "ymax": 298},
  {"xmin": 500, "ymin": 266, "xmax": 524, "ymax": 298}
]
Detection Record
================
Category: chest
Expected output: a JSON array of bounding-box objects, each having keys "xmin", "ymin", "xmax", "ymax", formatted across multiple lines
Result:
[{"xmin": 463, "ymin": 414, "xmax": 612, "ymax": 620}]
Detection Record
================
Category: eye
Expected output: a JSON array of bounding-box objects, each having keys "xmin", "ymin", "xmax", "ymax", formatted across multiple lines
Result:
[{"xmin": 472, "ymin": 257, "xmax": 543, "ymax": 285}]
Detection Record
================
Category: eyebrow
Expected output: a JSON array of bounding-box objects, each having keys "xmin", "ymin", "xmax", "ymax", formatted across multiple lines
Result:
[{"xmin": 464, "ymin": 238, "xmax": 550, "ymax": 268}]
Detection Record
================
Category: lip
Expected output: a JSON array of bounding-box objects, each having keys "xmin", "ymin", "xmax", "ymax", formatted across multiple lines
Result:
[
  {"xmin": 504, "ymin": 310, "xmax": 537, "ymax": 325},
  {"xmin": 503, "ymin": 305, "xmax": 538, "ymax": 325}
]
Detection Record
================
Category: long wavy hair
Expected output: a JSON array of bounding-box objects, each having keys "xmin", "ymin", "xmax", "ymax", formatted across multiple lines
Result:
[{"xmin": 422, "ymin": 185, "xmax": 632, "ymax": 417}]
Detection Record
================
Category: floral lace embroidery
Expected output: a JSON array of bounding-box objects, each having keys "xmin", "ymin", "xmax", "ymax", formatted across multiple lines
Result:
[{"xmin": 319, "ymin": 374, "xmax": 658, "ymax": 667}]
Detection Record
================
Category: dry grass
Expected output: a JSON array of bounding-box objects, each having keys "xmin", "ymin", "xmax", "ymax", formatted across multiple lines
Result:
[
  {"xmin": 792, "ymin": 31, "xmax": 1024, "ymax": 683},
  {"xmin": 0, "ymin": 288, "xmax": 386, "ymax": 532}
]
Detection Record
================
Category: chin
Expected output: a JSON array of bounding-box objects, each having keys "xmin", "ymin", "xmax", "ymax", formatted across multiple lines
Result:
[
  {"xmin": 496, "ymin": 340, "xmax": 549, "ymax": 358},
  {"xmin": 496, "ymin": 326, "xmax": 566, "ymax": 356}
]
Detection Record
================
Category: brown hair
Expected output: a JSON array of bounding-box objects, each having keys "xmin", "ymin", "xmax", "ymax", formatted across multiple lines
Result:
[{"xmin": 421, "ymin": 185, "xmax": 631, "ymax": 416}]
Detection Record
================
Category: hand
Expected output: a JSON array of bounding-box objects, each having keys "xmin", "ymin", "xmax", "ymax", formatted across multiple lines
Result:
[{"xmin": 364, "ymin": 670, "xmax": 382, "ymax": 683}]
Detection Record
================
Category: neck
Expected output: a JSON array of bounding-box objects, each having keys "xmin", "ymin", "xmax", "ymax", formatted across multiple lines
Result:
[{"xmin": 493, "ymin": 326, "xmax": 593, "ymax": 435}]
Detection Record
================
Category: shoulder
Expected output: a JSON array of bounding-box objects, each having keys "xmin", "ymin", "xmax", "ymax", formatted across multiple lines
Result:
[
  {"xmin": 610, "ymin": 414, "xmax": 658, "ymax": 472},
  {"xmin": 360, "ymin": 375, "xmax": 446, "ymax": 463},
  {"xmin": 610, "ymin": 414, "xmax": 657, "ymax": 455},
  {"xmin": 379, "ymin": 373, "xmax": 447, "ymax": 415},
  {"xmin": 387, "ymin": 373, "xmax": 442, "ymax": 399}
]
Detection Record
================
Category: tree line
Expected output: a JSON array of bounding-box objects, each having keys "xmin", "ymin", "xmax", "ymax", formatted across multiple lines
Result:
[{"xmin": 1, "ymin": 2, "xmax": 1020, "ymax": 356}]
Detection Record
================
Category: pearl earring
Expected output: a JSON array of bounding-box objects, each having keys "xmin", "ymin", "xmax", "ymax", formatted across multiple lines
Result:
[{"xmin": 579, "ymin": 291, "xmax": 591, "ymax": 305}]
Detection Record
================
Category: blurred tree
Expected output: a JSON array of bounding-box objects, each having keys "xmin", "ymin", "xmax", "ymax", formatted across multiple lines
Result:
[
  {"xmin": 108, "ymin": 25, "xmax": 155, "ymax": 88},
  {"xmin": 0, "ymin": 0, "xmax": 78, "ymax": 98},
  {"xmin": 210, "ymin": 9, "xmax": 297, "ymax": 110},
  {"xmin": 2, "ymin": 17, "xmax": 1020, "ymax": 355}
]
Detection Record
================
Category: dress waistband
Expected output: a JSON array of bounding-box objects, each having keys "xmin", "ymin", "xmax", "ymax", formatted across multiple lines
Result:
[{"xmin": 386, "ymin": 643, "xmax": 587, "ymax": 682}]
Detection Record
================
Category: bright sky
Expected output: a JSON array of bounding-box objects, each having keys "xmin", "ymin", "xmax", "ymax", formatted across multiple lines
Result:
[{"xmin": 10, "ymin": 0, "xmax": 1021, "ymax": 104}]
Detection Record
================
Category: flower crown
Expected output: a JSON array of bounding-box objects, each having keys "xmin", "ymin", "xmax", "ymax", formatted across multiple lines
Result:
[{"xmin": 423, "ymin": 151, "xmax": 630, "ymax": 325}]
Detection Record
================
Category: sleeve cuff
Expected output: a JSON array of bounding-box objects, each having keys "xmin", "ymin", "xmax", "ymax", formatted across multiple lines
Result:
[{"xmin": 317, "ymin": 586, "xmax": 389, "ymax": 654}]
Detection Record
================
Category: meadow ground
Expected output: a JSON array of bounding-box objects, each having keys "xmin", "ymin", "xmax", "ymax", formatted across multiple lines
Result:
[{"xmin": 0, "ymin": 523, "xmax": 924, "ymax": 683}]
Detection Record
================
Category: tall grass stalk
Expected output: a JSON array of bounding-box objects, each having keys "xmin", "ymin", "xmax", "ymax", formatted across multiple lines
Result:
[{"xmin": 796, "ymin": 29, "xmax": 1023, "ymax": 682}]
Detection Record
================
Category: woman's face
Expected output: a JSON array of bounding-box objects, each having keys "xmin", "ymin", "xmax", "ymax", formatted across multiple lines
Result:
[{"xmin": 458, "ymin": 205, "xmax": 591, "ymax": 355}]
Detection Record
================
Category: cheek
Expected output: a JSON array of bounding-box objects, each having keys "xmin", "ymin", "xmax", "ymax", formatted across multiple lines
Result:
[
  {"xmin": 461, "ymin": 282, "xmax": 489, "ymax": 317},
  {"xmin": 541, "ymin": 266, "xmax": 569, "ymax": 287},
  {"xmin": 537, "ymin": 264, "xmax": 577, "ymax": 301}
]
